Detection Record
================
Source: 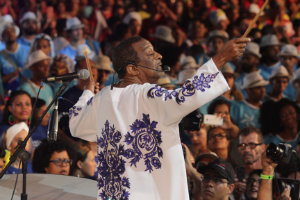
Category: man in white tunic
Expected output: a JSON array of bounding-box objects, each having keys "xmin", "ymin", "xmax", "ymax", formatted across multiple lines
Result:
[{"xmin": 69, "ymin": 36, "xmax": 250, "ymax": 200}]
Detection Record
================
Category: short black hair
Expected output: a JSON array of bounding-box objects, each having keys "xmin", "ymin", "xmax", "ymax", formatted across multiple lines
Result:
[
  {"xmin": 32, "ymin": 139, "xmax": 71, "ymax": 173},
  {"xmin": 112, "ymin": 36, "xmax": 143, "ymax": 79},
  {"xmin": 207, "ymin": 99, "xmax": 230, "ymax": 114}
]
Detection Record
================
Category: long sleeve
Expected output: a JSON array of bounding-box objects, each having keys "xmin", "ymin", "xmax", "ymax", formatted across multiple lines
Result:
[{"xmin": 69, "ymin": 89, "xmax": 98, "ymax": 141}]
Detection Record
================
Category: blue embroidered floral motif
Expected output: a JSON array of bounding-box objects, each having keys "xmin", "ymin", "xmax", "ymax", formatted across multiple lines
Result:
[
  {"xmin": 125, "ymin": 114, "xmax": 163, "ymax": 173},
  {"xmin": 147, "ymin": 72, "xmax": 219, "ymax": 104},
  {"xmin": 87, "ymin": 97, "xmax": 94, "ymax": 106},
  {"xmin": 97, "ymin": 121, "xmax": 130, "ymax": 200},
  {"xmin": 69, "ymin": 106, "xmax": 82, "ymax": 118}
]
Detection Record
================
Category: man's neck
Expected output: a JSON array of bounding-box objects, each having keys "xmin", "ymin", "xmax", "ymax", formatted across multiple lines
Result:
[
  {"xmin": 246, "ymin": 98, "xmax": 261, "ymax": 107},
  {"xmin": 213, "ymin": 149, "xmax": 228, "ymax": 160},
  {"xmin": 23, "ymin": 35, "xmax": 35, "ymax": 42},
  {"xmin": 264, "ymin": 59, "xmax": 277, "ymax": 67},
  {"xmin": 244, "ymin": 161, "xmax": 262, "ymax": 175},
  {"xmin": 70, "ymin": 39, "xmax": 85, "ymax": 47},
  {"xmin": 30, "ymin": 77, "xmax": 42, "ymax": 86},
  {"xmin": 5, "ymin": 41, "xmax": 18, "ymax": 52}
]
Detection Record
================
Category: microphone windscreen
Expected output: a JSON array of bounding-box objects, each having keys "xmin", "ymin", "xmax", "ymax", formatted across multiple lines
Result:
[{"xmin": 78, "ymin": 69, "xmax": 90, "ymax": 80}]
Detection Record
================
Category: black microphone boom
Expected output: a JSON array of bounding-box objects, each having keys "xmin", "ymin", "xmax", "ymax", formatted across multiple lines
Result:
[
  {"xmin": 44, "ymin": 69, "xmax": 90, "ymax": 82},
  {"xmin": 136, "ymin": 64, "xmax": 170, "ymax": 72}
]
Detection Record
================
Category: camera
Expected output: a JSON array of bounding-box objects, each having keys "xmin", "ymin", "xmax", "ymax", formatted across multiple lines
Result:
[{"xmin": 266, "ymin": 143, "xmax": 296, "ymax": 165}]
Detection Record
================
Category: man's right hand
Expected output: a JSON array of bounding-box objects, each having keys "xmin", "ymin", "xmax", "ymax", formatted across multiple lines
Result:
[
  {"xmin": 85, "ymin": 80, "xmax": 100, "ymax": 94},
  {"xmin": 213, "ymin": 37, "xmax": 251, "ymax": 70}
]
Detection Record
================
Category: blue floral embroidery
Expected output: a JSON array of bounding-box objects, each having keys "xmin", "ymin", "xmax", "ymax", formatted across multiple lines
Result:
[
  {"xmin": 125, "ymin": 114, "xmax": 163, "ymax": 173},
  {"xmin": 147, "ymin": 72, "xmax": 219, "ymax": 104},
  {"xmin": 87, "ymin": 97, "xmax": 94, "ymax": 106},
  {"xmin": 69, "ymin": 106, "xmax": 82, "ymax": 118},
  {"xmin": 97, "ymin": 121, "xmax": 130, "ymax": 200}
]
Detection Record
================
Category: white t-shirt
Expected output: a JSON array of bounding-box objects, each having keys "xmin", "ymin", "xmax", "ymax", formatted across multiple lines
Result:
[{"xmin": 69, "ymin": 59, "xmax": 229, "ymax": 200}]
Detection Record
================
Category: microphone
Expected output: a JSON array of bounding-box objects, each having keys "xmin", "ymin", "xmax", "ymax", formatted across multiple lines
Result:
[
  {"xmin": 44, "ymin": 69, "xmax": 90, "ymax": 82},
  {"xmin": 47, "ymin": 101, "xmax": 58, "ymax": 141},
  {"xmin": 136, "ymin": 64, "xmax": 171, "ymax": 72}
]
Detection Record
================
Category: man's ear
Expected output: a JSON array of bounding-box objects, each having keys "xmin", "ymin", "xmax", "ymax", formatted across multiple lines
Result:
[
  {"xmin": 228, "ymin": 183, "xmax": 235, "ymax": 194},
  {"xmin": 126, "ymin": 64, "xmax": 139, "ymax": 76},
  {"xmin": 77, "ymin": 160, "xmax": 83, "ymax": 169}
]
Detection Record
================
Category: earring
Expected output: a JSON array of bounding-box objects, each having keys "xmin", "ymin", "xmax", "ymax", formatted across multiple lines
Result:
[
  {"xmin": 28, "ymin": 116, "xmax": 32, "ymax": 125},
  {"xmin": 8, "ymin": 114, "xmax": 15, "ymax": 125}
]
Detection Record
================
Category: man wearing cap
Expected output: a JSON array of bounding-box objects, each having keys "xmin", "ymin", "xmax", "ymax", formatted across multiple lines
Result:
[
  {"xmin": 59, "ymin": 17, "xmax": 99, "ymax": 62},
  {"xmin": 0, "ymin": 21, "xmax": 31, "ymax": 92},
  {"xmin": 17, "ymin": 11, "xmax": 40, "ymax": 49},
  {"xmin": 69, "ymin": 36, "xmax": 250, "ymax": 200},
  {"xmin": 258, "ymin": 34, "xmax": 282, "ymax": 80},
  {"xmin": 231, "ymin": 71, "xmax": 268, "ymax": 129},
  {"xmin": 199, "ymin": 158, "xmax": 235, "ymax": 200},
  {"xmin": 19, "ymin": 50, "xmax": 54, "ymax": 106}
]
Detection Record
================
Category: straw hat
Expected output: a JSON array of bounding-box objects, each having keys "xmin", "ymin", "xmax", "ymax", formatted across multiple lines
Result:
[
  {"xmin": 65, "ymin": 17, "xmax": 84, "ymax": 31},
  {"xmin": 178, "ymin": 56, "xmax": 199, "ymax": 84},
  {"xmin": 242, "ymin": 71, "xmax": 269, "ymax": 89},
  {"xmin": 0, "ymin": 19, "xmax": 19, "ymax": 41},
  {"xmin": 260, "ymin": 34, "xmax": 281, "ymax": 48},
  {"xmin": 207, "ymin": 30, "xmax": 229, "ymax": 43},
  {"xmin": 153, "ymin": 25, "xmax": 175, "ymax": 44},
  {"xmin": 221, "ymin": 63, "xmax": 234, "ymax": 74},
  {"xmin": 278, "ymin": 44, "xmax": 300, "ymax": 59},
  {"xmin": 245, "ymin": 42, "xmax": 261, "ymax": 58},
  {"xmin": 157, "ymin": 75, "xmax": 175, "ymax": 89},
  {"xmin": 93, "ymin": 55, "xmax": 114, "ymax": 73},
  {"xmin": 25, "ymin": 50, "xmax": 52, "ymax": 68},
  {"xmin": 269, "ymin": 66, "xmax": 290, "ymax": 80}
]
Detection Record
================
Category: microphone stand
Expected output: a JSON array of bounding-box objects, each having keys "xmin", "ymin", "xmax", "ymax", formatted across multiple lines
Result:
[{"xmin": 0, "ymin": 82, "xmax": 70, "ymax": 200}]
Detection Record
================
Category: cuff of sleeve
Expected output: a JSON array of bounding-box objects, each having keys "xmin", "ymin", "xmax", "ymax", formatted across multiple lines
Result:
[{"xmin": 83, "ymin": 89, "xmax": 95, "ymax": 98}]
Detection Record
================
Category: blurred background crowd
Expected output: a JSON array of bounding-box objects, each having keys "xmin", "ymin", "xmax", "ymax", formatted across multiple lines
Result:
[{"xmin": 0, "ymin": 0, "xmax": 299, "ymax": 199}]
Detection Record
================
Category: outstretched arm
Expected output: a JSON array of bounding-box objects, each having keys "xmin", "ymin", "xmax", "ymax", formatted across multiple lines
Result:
[{"xmin": 213, "ymin": 38, "xmax": 251, "ymax": 70}]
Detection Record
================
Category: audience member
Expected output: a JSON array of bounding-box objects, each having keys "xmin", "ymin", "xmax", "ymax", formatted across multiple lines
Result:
[
  {"xmin": 70, "ymin": 140, "xmax": 97, "ymax": 179},
  {"xmin": 93, "ymin": 55, "xmax": 114, "ymax": 89},
  {"xmin": 187, "ymin": 126, "xmax": 211, "ymax": 157},
  {"xmin": 207, "ymin": 126, "xmax": 230, "ymax": 161},
  {"xmin": 0, "ymin": 21, "xmax": 30, "ymax": 91},
  {"xmin": 245, "ymin": 169, "xmax": 262, "ymax": 200},
  {"xmin": 19, "ymin": 50, "xmax": 54, "ymax": 106},
  {"xmin": 0, "ymin": 90, "xmax": 32, "ymax": 136},
  {"xmin": 1, "ymin": 122, "xmax": 32, "ymax": 174},
  {"xmin": 237, "ymin": 127, "xmax": 265, "ymax": 175},
  {"xmin": 32, "ymin": 139, "xmax": 72, "ymax": 175},
  {"xmin": 198, "ymin": 158, "xmax": 235, "ymax": 200},
  {"xmin": 231, "ymin": 71, "xmax": 268, "ymax": 129},
  {"xmin": 17, "ymin": 11, "xmax": 39, "ymax": 49}
]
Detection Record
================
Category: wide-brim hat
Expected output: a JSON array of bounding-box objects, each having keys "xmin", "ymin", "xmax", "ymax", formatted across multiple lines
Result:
[
  {"xmin": 25, "ymin": 50, "xmax": 52, "ymax": 68},
  {"xmin": 278, "ymin": 44, "xmax": 300, "ymax": 59},
  {"xmin": 65, "ymin": 17, "xmax": 84, "ymax": 31},
  {"xmin": 269, "ymin": 65, "xmax": 290, "ymax": 80},
  {"xmin": 245, "ymin": 42, "xmax": 261, "ymax": 58},
  {"xmin": 122, "ymin": 12, "xmax": 142, "ymax": 25},
  {"xmin": 242, "ymin": 71, "xmax": 269, "ymax": 89},
  {"xmin": 93, "ymin": 55, "xmax": 114, "ymax": 73},
  {"xmin": 153, "ymin": 25, "xmax": 175, "ymax": 44},
  {"xmin": 221, "ymin": 63, "xmax": 234, "ymax": 74},
  {"xmin": 157, "ymin": 75, "xmax": 175, "ymax": 89},
  {"xmin": 207, "ymin": 30, "xmax": 229, "ymax": 43},
  {"xmin": 260, "ymin": 34, "xmax": 282, "ymax": 48}
]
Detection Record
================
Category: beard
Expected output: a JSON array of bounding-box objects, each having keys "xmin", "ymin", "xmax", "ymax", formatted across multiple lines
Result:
[{"xmin": 23, "ymin": 28, "xmax": 38, "ymax": 36}]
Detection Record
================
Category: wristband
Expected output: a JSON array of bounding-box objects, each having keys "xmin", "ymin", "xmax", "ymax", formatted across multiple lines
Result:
[{"xmin": 260, "ymin": 174, "xmax": 274, "ymax": 180}]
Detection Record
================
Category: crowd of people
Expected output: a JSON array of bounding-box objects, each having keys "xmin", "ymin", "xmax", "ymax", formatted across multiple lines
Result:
[{"xmin": 0, "ymin": 0, "xmax": 299, "ymax": 199}]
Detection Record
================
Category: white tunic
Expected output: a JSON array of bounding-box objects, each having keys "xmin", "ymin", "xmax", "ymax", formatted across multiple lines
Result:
[{"xmin": 69, "ymin": 59, "xmax": 229, "ymax": 200}]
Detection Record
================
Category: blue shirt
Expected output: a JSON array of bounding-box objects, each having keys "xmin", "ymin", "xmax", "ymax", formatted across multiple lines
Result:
[
  {"xmin": 264, "ymin": 133, "xmax": 300, "ymax": 149},
  {"xmin": 0, "ymin": 44, "xmax": 31, "ymax": 91},
  {"xmin": 231, "ymin": 100, "xmax": 261, "ymax": 129},
  {"xmin": 258, "ymin": 62, "xmax": 281, "ymax": 80},
  {"xmin": 6, "ymin": 161, "xmax": 33, "ymax": 174},
  {"xmin": 19, "ymin": 81, "xmax": 54, "ymax": 106}
]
